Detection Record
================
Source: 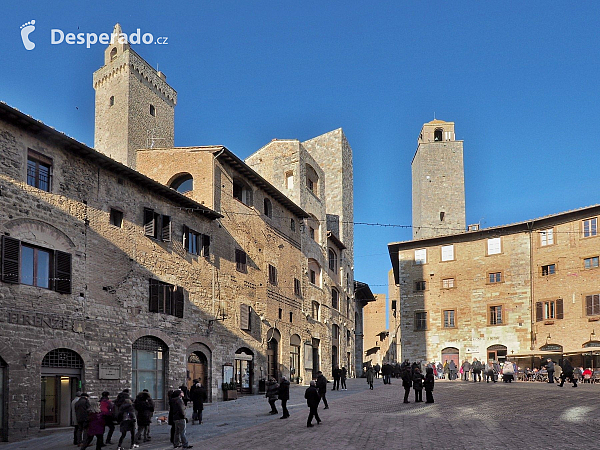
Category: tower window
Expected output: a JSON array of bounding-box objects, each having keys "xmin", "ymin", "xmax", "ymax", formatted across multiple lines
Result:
[
  {"xmin": 434, "ymin": 128, "xmax": 443, "ymax": 141},
  {"xmin": 150, "ymin": 104, "xmax": 156, "ymax": 116},
  {"xmin": 109, "ymin": 96, "xmax": 115, "ymax": 107},
  {"xmin": 440, "ymin": 211, "xmax": 445, "ymax": 222},
  {"xmin": 264, "ymin": 198, "xmax": 272, "ymax": 218},
  {"xmin": 110, "ymin": 47, "xmax": 117, "ymax": 61}
]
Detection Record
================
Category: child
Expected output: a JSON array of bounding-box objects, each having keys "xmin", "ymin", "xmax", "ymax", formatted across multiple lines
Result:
[
  {"xmin": 424, "ymin": 367, "xmax": 435, "ymax": 403},
  {"xmin": 401, "ymin": 368, "xmax": 412, "ymax": 403},
  {"xmin": 413, "ymin": 367, "xmax": 424, "ymax": 403}
]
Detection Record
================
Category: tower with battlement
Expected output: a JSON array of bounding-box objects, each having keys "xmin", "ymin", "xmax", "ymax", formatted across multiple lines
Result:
[{"xmin": 93, "ymin": 24, "xmax": 176, "ymax": 168}]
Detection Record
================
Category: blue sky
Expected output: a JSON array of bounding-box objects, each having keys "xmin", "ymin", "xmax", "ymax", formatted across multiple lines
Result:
[{"xmin": 3, "ymin": 2, "xmax": 600, "ymax": 316}]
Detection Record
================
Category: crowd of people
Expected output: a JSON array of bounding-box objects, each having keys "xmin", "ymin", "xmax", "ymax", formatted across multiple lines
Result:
[{"xmin": 71, "ymin": 379, "xmax": 208, "ymax": 450}]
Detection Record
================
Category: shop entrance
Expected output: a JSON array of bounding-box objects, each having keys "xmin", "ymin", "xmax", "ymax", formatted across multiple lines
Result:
[
  {"xmin": 487, "ymin": 344, "xmax": 508, "ymax": 363},
  {"xmin": 234, "ymin": 348, "xmax": 254, "ymax": 394},
  {"xmin": 187, "ymin": 351, "xmax": 209, "ymax": 394},
  {"xmin": 40, "ymin": 348, "xmax": 83, "ymax": 428}
]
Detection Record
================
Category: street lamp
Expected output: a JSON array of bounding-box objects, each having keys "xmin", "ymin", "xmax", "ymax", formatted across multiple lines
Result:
[{"xmin": 591, "ymin": 329, "xmax": 596, "ymax": 341}]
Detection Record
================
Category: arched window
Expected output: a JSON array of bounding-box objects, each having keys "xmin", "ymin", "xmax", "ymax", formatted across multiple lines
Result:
[
  {"xmin": 434, "ymin": 128, "xmax": 443, "ymax": 141},
  {"xmin": 331, "ymin": 288, "xmax": 339, "ymax": 310},
  {"xmin": 132, "ymin": 336, "xmax": 168, "ymax": 409},
  {"xmin": 308, "ymin": 258, "xmax": 321, "ymax": 287},
  {"xmin": 169, "ymin": 173, "xmax": 193, "ymax": 194},
  {"xmin": 290, "ymin": 334, "xmax": 301, "ymax": 382},
  {"xmin": 233, "ymin": 178, "xmax": 253, "ymax": 206},
  {"xmin": 110, "ymin": 47, "xmax": 117, "ymax": 61},
  {"xmin": 328, "ymin": 248, "xmax": 338, "ymax": 273},
  {"xmin": 305, "ymin": 164, "xmax": 319, "ymax": 195},
  {"xmin": 264, "ymin": 198, "xmax": 272, "ymax": 218}
]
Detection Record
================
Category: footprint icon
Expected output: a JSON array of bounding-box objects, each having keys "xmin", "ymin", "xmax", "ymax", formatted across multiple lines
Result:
[{"xmin": 20, "ymin": 20, "xmax": 36, "ymax": 50}]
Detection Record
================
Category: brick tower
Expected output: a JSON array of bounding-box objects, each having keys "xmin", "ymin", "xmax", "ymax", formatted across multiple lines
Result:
[
  {"xmin": 411, "ymin": 120, "xmax": 465, "ymax": 239},
  {"xmin": 93, "ymin": 24, "xmax": 177, "ymax": 169}
]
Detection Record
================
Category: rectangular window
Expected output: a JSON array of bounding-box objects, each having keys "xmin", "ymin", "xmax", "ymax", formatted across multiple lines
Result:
[
  {"xmin": 110, "ymin": 208, "xmax": 123, "ymax": 228},
  {"xmin": 307, "ymin": 178, "xmax": 314, "ymax": 193},
  {"xmin": 289, "ymin": 311, "xmax": 293, "ymax": 323},
  {"xmin": 541, "ymin": 264, "xmax": 556, "ymax": 276},
  {"xmin": 285, "ymin": 171, "xmax": 294, "ymax": 190},
  {"xmin": 583, "ymin": 218, "xmax": 598, "ymax": 238},
  {"xmin": 312, "ymin": 301, "xmax": 320, "ymax": 320},
  {"xmin": 415, "ymin": 311, "xmax": 427, "ymax": 331},
  {"xmin": 584, "ymin": 256, "xmax": 599, "ymax": 269},
  {"xmin": 332, "ymin": 289, "xmax": 339, "ymax": 310},
  {"xmin": 540, "ymin": 229, "xmax": 554, "ymax": 246},
  {"xmin": 487, "ymin": 238, "xmax": 501, "ymax": 255},
  {"xmin": 143, "ymin": 208, "xmax": 171, "ymax": 242},
  {"xmin": 235, "ymin": 249, "xmax": 247, "ymax": 273},
  {"xmin": 290, "ymin": 219, "xmax": 296, "ymax": 232},
  {"xmin": 414, "ymin": 249, "xmax": 427, "ymax": 265},
  {"xmin": 443, "ymin": 310, "xmax": 455, "ymax": 328},
  {"xmin": 182, "ymin": 226, "xmax": 210, "ymax": 257},
  {"xmin": 278, "ymin": 308, "xmax": 283, "ymax": 320},
  {"xmin": 489, "ymin": 272, "xmax": 502, "ymax": 283},
  {"xmin": 309, "ymin": 227, "xmax": 315, "ymax": 240},
  {"xmin": 347, "ymin": 329, "xmax": 351, "ymax": 345},
  {"xmin": 490, "ymin": 305, "xmax": 503, "ymax": 325},
  {"xmin": 441, "ymin": 244, "xmax": 454, "ymax": 262},
  {"xmin": 27, "ymin": 149, "xmax": 52, "ymax": 192},
  {"xmin": 442, "ymin": 278, "xmax": 455, "ymax": 289},
  {"xmin": 21, "ymin": 244, "xmax": 50, "ymax": 289},
  {"xmin": 586, "ymin": 294, "xmax": 600, "ymax": 316},
  {"xmin": 149, "ymin": 279, "xmax": 184, "ymax": 318},
  {"xmin": 310, "ymin": 269, "xmax": 316, "ymax": 285},
  {"xmin": 536, "ymin": 299, "xmax": 564, "ymax": 321},
  {"xmin": 268, "ymin": 264, "xmax": 277, "ymax": 286},
  {"xmin": 240, "ymin": 304, "xmax": 251, "ymax": 331},
  {"xmin": 415, "ymin": 280, "xmax": 426, "ymax": 291},
  {"xmin": 294, "ymin": 278, "xmax": 301, "ymax": 297}
]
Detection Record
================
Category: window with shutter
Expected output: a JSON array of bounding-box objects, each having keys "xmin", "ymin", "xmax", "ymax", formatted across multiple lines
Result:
[
  {"xmin": 586, "ymin": 294, "xmax": 600, "ymax": 316},
  {"xmin": 149, "ymin": 279, "xmax": 180, "ymax": 317},
  {"xmin": 54, "ymin": 251, "xmax": 72, "ymax": 294},
  {"xmin": 556, "ymin": 298, "xmax": 564, "ymax": 319},
  {"xmin": 161, "ymin": 215, "xmax": 171, "ymax": 242},
  {"xmin": 1, "ymin": 236, "xmax": 20, "ymax": 284},
  {"xmin": 143, "ymin": 208, "xmax": 155, "ymax": 237},
  {"xmin": 487, "ymin": 238, "xmax": 501, "ymax": 255},
  {"xmin": 149, "ymin": 279, "xmax": 160, "ymax": 313},
  {"xmin": 414, "ymin": 249, "xmax": 426, "ymax": 265},
  {"xmin": 536, "ymin": 302, "xmax": 543, "ymax": 322},
  {"xmin": 441, "ymin": 245, "xmax": 454, "ymax": 262},
  {"xmin": 173, "ymin": 286, "xmax": 184, "ymax": 318},
  {"xmin": 202, "ymin": 234, "xmax": 210, "ymax": 258},
  {"xmin": 240, "ymin": 304, "xmax": 250, "ymax": 331}
]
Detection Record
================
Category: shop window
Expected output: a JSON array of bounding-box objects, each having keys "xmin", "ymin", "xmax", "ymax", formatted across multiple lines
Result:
[{"xmin": 132, "ymin": 336, "xmax": 167, "ymax": 409}]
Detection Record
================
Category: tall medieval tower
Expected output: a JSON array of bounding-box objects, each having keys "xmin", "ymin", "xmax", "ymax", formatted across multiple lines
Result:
[
  {"xmin": 93, "ymin": 24, "xmax": 176, "ymax": 169},
  {"xmin": 411, "ymin": 119, "xmax": 465, "ymax": 239}
]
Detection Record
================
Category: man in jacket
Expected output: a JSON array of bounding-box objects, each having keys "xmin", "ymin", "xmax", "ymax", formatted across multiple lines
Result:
[
  {"xmin": 547, "ymin": 359, "xmax": 555, "ymax": 383},
  {"xmin": 461, "ymin": 360, "xmax": 471, "ymax": 381},
  {"xmin": 401, "ymin": 367, "xmax": 412, "ymax": 403},
  {"xmin": 332, "ymin": 366, "xmax": 341, "ymax": 390},
  {"xmin": 304, "ymin": 381, "xmax": 322, "ymax": 427},
  {"xmin": 265, "ymin": 376, "xmax": 279, "ymax": 415},
  {"xmin": 170, "ymin": 390, "xmax": 193, "ymax": 449},
  {"xmin": 74, "ymin": 393, "xmax": 90, "ymax": 446},
  {"xmin": 472, "ymin": 358, "xmax": 482, "ymax": 382},
  {"xmin": 71, "ymin": 391, "xmax": 82, "ymax": 445},
  {"xmin": 278, "ymin": 376, "xmax": 290, "ymax": 419},
  {"xmin": 189, "ymin": 380, "xmax": 207, "ymax": 425},
  {"xmin": 315, "ymin": 371, "xmax": 329, "ymax": 409},
  {"xmin": 134, "ymin": 390, "xmax": 154, "ymax": 442},
  {"xmin": 559, "ymin": 358, "xmax": 577, "ymax": 387},
  {"xmin": 341, "ymin": 367, "xmax": 348, "ymax": 390}
]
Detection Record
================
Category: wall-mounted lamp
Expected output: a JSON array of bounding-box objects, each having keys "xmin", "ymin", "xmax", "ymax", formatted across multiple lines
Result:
[
  {"xmin": 546, "ymin": 333, "xmax": 552, "ymax": 344},
  {"xmin": 591, "ymin": 329, "xmax": 596, "ymax": 341}
]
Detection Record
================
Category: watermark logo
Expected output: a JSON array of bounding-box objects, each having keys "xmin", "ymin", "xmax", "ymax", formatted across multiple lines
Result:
[{"xmin": 20, "ymin": 20, "xmax": 36, "ymax": 50}]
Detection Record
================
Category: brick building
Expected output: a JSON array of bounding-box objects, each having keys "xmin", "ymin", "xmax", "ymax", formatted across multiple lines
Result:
[
  {"xmin": 362, "ymin": 293, "xmax": 389, "ymax": 367},
  {"xmin": 388, "ymin": 120, "xmax": 600, "ymax": 369},
  {"xmin": 0, "ymin": 25, "xmax": 364, "ymax": 441}
]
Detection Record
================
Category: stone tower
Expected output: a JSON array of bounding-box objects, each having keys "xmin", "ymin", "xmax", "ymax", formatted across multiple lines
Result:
[
  {"xmin": 93, "ymin": 24, "xmax": 177, "ymax": 169},
  {"xmin": 412, "ymin": 119, "xmax": 465, "ymax": 239}
]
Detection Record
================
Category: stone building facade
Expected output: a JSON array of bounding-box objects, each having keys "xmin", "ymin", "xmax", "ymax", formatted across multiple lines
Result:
[
  {"xmin": 362, "ymin": 294, "xmax": 389, "ymax": 367},
  {"xmin": 0, "ymin": 26, "xmax": 362, "ymax": 442}
]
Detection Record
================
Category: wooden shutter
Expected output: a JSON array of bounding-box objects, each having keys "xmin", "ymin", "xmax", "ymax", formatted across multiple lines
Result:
[
  {"xmin": 149, "ymin": 278, "xmax": 159, "ymax": 313},
  {"xmin": 555, "ymin": 299, "xmax": 564, "ymax": 319},
  {"xmin": 173, "ymin": 286, "xmax": 184, "ymax": 318},
  {"xmin": 1, "ymin": 236, "xmax": 20, "ymax": 284},
  {"xmin": 161, "ymin": 215, "xmax": 171, "ymax": 242},
  {"xmin": 586, "ymin": 295, "xmax": 593, "ymax": 316},
  {"xmin": 202, "ymin": 234, "xmax": 210, "ymax": 258},
  {"xmin": 240, "ymin": 304, "xmax": 250, "ymax": 331},
  {"xmin": 143, "ymin": 208, "xmax": 155, "ymax": 237},
  {"xmin": 535, "ymin": 302, "xmax": 543, "ymax": 322},
  {"xmin": 182, "ymin": 225, "xmax": 189, "ymax": 251},
  {"xmin": 54, "ymin": 251, "xmax": 72, "ymax": 294}
]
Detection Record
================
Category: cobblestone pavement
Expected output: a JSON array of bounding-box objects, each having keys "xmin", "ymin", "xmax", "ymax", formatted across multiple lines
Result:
[{"xmin": 3, "ymin": 377, "xmax": 600, "ymax": 449}]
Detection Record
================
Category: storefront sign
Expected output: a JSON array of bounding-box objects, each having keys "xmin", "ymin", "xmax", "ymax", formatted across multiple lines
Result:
[
  {"xmin": 0, "ymin": 308, "xmax": 73, "ymax": 330},
  {"xmin": 99, "ymin": 364, "xmax": 121, "ymax": 380},
  {"xmin": 234, "ymin": 353, "xmax": 253, "ymax": 361}
]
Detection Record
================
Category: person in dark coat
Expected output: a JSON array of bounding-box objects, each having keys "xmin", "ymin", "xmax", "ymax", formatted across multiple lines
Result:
[
  {"xmin": 116, "ymin": 398, "xmax": 138, "ymax": 450},
  {"xmin": 315, "ymin": 371, "xmax": 329, "ymax": 409},
  {"xmin": 170, "ymin": 389, "xmax": 192, "ymax": 449},
  {"xmin": 366, "ymin": 366, "xmax": 374, "ymax": 390},
  {"xmin": 80, "ymin": 400, "xmax": 105, "ymax": 450},
  {"xmin": 74, "ymin": 393, "xmax": 91, "ymax": 446},
  {"xmin": 413, "ymin": 367, "xmax": 424, "ymax": 402},
  {"xmin": 167, "ymin": 389, "xmax": 175, "ymax": 444},
  {"xmin": 332, "ymin": 366, "xmax": 341, "ymax": 390},
  {"xmin": 559, "ymin": 358, "xmax": 578, "ymax": 387},
  {"xmin": 189, "ymin": 380, "xmax": 207, "ymax": 424},
  {"xmin": 179, "ymin": 384, "xmax": 190, "ymax": 407},
  {"xmin": 265, "ymin": 376, "xmax": 279, "ymax": 414},
  {"xmin": 278, "ymin": 376, "xmax": 290, "ymax": 419},
  {"xmin": 99, "ymin": 391, "xmax": 115, "ymax": 445},
  {"xmin": 113, "ymin": 389, "xmax": 131, "ymax": 423},
  {"xmin": 472, "ymin": 358, "xmax": 483, "ymax": 382},
  {"xmin": 71, "ymin": 391, "xmax": 82, "ymax": 445},
  {"xmin": 401, "ymin": 367, "xmax": 412, "ymax": 403},
  {"xmin": 424, "ymin": 367, "xmax": 435, "ymax": 403},
  {"xmin": 134, "ymin": 390, "xmax": 154, "ymax": 442},
  {"xmin": 341, "ymin": 367, "xmax": 348, "ymax": 390},
  {"xmin": 304, "ymin": 381, "xmax": 322, "ymax": 427},
  {"xmin": 546, "ymin": 359, "xmax": 556, "ymax": 383},
  {"xmin": 374, "ymin": 363, "xmax": 381, "ymax": 378}
]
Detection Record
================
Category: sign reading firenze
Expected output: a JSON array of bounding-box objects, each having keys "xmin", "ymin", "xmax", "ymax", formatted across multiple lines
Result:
[{"xmin": 0, "ymin": 308, "xmax": 74, "ymax": 330}]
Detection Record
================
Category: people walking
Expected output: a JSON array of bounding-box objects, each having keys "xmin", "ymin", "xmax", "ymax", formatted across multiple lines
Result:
[
  {"xmin": 71, "ymin": 391, "xmax": 82, "ymax": 446},
  {"xmin": 461, "ymin": 360, "xmax": 471, "ymax": 381},
  {"xmin": 100, "ymin": 391, "xmax": 115, "ymax": 445},
  {"xmin": 401, "ymin": 367, "xmax": 412, "ymax": 403},
  {"xmin": 114, "ymin": 388, "xmax": 131, "ymax": 423},
  {"xmin": 266, "ymin": 376, "xmax": 279, "ymax": 414},
  {"xmin": 74, "ymin": 392, "xmax": 91, "ymax": 447},
  {"xmin": 189, "ymin": 380, "xmax": 207, "ymax": 425},
  {"xmin": 80, "ymin": 399, "xmax": 105, "ymax": 450},
  {"xmin": 485, "ymin": 361, "xmax": 497, "ymax": 383},
  {"xmin": 502, "ymin": 361, "xmax": 515, "ymax": 383},
  {"xmin": 382, "ymin": 363, "xmax": 392, "ymax": 384},
  {"xmin": 424, "ymin": 367, "xmax": 435, "ymax": 403},
  {"xmin": 278, "ymin": 376, "xmax": 290, "ymax": 419},
  {"xmin": 374, "ymin": 363, "xmax": 381, "ymax": 379},
  {"xmin": 559, "ymin": 358, "xmax": 578, "ymax": 387},
  {"xmin": 170, "ymin": 389, "xmax": 193, "ymax": 449},
  {"xmin": 134, "ymin": 390, "xmax": 154, "ymax": 443},
  {"xmin": 116, "ymin": 398, "xmax": 139, "ymax": 450},
  {"xmin": 413, "ymin": 367, "xmax": 424, "ymax": 402},
  {"xmin": 341, "ymin": 366, "xmax": 348, "ymax": 390},
  {"xmin": 315, "ymin": 371, "xmax": 329, "ymax": 409},
  {"xmin": 448, "ymin": 360, "xmax": 457, "ymax": 381},
  {"xmin": 332, "ymin": 366, "xmax": 341, "ymax": 390},
  {"xmin": 305, "ymin": 381, "xmax": 322, "ymax": 427},
  {"xmin": 366, "ymin": 366, "xmax": 374, "ymax": 390},
  {"xmin": 546, "ymin": 359, "xmax": 555, "ymax": 383},
  {"xmin": 472, "ymin": 358, "xmax": 483, "ymax": 382}
]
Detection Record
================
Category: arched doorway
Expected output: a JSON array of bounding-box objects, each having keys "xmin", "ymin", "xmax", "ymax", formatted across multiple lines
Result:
[
  {"xmin": 441, "ymin": 347, "xmax": 459, "ymax": 368},
  {"xmin": 40, "ymin": 348, "xmax": 83, "ymax": 428},
  {"xmin": 132, "ymin": 336, "xmax": 168, "ymax": 410},
  {"xmin": 266, "ymin": 328, "xmax": 281, "ymax": 380},
  {"xmin": 235, "ymin": 348, "xmax": 254, "ymax": 394},
  {"xmin": 187, "ymin": 351, "xmax": 209, "ymax": 394},
  {"xmin": 0, "ymin": 356, "xmax": 6, "ymax": 441},
  {"xmin": 290, "ymin": 335, "xmax": 301, "ymax": 383},
  {"xmin": 487, "ymin": 344, "xmax": 508, "ymax": 363}
]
